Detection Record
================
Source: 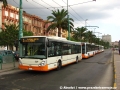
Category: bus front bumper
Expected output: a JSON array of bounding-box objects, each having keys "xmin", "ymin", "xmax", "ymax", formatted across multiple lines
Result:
[{"xmin": 19, "ymin": 64, "xmax": 49, "ymax": 71}]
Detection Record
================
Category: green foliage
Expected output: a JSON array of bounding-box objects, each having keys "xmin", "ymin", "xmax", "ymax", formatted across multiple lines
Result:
[
  {"xmin": 85, "ymin": 31, "xmax": 96, "ymax": 43},
  {"xmin": 0, "ymin": 24, "xmax": 19, "ymax": 46},
  {"xmin": 47, "ymin": 9, "xmax": 74, "ymax": 37},
  {"xmin": 0, "ymin": 24, "xmax": 33, "ymax": 47},
  {"xmin": 23, "ymin": 29, "xmax": 33, "ymax": 36},
  {"xmin": 72, "ymin": 27, "xmax": 87, "ymax": 41},
  {"xmin": 66, "ymin": 36, "xmax": 77, "ymax": 42},
  {"xmin": 70, "ymin": 27, "xmax": 108, "ymax": 48},
  {"xmin": 1, "ymin": 0, "xmax": 8, "ymax": 8}
]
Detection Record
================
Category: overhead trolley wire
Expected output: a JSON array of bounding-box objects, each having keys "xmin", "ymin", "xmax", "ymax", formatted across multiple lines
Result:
[
  {"xmin": 41, "ymin": 0, "xmax": 56, "ymax": 10},
  {"xmin": 32, "ymin": 0, "xmax": 51, "ymax": 10},
  {"xmin": 69, "ymin": 0, "xmax": 94, "ymax": 6},
  {"xmin": 62, "ymin": 0, "xmax": 85, "ymax": 25},
  {"xmin": 25, "ymin": 0, "xmax": 49, "ymax": 16},
  {"xmin": 52, "ymin": 0, "xmax": 84, "ymax": 26},
  {"xmin": 13, "ymin": 0, "xmax": 19, "ymax": 5}
]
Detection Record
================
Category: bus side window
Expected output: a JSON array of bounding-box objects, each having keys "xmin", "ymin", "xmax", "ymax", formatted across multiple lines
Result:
[
  {"xmin": 54, "ymin": 42, "xmax": 62, "ymax": 56},
  {"xmin": 48, "ymin": 42, "xmax": 55, "ymax": 57},
  {"xmin": 68, "ymin": 44, "xmax": 71, "ymax": 54},
  {"xmin": 76, "ymin": 45, "xmax": 79, "ymax": 53},
  {"xmin": 71, "ymin": 44, "xmax": 76, "ymax": 54},
  {"xmin": 62, "ymin": 43, "xmax": 69, "ymax": 55}
]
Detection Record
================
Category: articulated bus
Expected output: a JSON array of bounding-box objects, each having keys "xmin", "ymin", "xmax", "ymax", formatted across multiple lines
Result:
[{"xmin": 19, "ymin": 36, "xmax": 82, "ymax": 71}]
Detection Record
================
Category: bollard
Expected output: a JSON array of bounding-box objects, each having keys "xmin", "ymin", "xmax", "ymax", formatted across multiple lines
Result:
[{"xmin": 13, "ymin": 56, "xmax": 15, "ymax": 68}]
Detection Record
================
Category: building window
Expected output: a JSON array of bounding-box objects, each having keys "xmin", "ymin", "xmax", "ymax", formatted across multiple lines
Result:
[
  {"xmin": 5, "ymin": 11, "xmax": 8, "ymax": 16},
  {"xmin": 16, "ymin": 14, "xmax": 18, "ymax": 19},
  {"xmin": 10, "ymin": 12, "xmax": 13, "ymax": 18}
]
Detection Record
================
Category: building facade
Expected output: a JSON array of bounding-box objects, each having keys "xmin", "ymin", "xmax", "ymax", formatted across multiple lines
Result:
[
  {"xmin": 102, "ymin": 34, "xmax": 112, "ymax": 45},
  {"xmin": 0, "ymin": 2, "xmax": 68, "ymax": 50},
  {"xmin": 111, "ymin": 41, "xmax": 119, "ymax": 47},
  {"xmin": 0, "ymin": 2, "xmax": 68, "ymax": 38}
]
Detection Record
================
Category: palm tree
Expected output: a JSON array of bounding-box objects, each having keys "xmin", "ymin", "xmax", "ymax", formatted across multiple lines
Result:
[
  {"xmin": 94, "ymin": 37, "xmax": 100, "ymax": 45},
  {"xmin": 46, "ymin": 9, "xmax": 74, "ymax": 37},
  {"xmin": 72, "ymin": 27, "xmax": 87, "ymax": 41},
  {"xmin": 0, "ymin": 0, "xmax": 7, "ymax": 7},
  {"xmin": 85, "ymin": 31, "xmax": 96, "ymax": 43}
]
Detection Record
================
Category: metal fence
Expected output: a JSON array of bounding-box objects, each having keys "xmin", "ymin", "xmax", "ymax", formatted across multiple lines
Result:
[{"xmin": 0, "ymin": 50, "xmax": 18, "ymax": 70}]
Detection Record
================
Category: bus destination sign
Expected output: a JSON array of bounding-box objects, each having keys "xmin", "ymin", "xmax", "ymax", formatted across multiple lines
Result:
[{"xmin": 22, "ymin": 38, "xmax": 39, "ymax": 42}]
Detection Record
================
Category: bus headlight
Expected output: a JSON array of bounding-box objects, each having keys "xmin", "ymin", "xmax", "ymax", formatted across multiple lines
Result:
[{"xmin": 39, "ymin": 61, "xmax": 46, "ymax": 66}]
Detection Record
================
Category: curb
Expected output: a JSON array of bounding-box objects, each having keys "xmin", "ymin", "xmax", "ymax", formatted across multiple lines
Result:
[{"xmin": 113, "ymin": 51, "xmax": 117, "ymax": 88}]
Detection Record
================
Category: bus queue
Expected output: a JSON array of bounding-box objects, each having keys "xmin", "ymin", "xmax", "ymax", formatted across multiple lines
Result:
[{"xmin": 18, "ymin": 36, "xmax": 104, "ymax": 71}]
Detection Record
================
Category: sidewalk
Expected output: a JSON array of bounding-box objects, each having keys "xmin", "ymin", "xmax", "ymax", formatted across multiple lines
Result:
[
  {"xmin": 0, "ymin": 61, "xmax": 19, "ymax": 73},
  {"xmin": 113, "ymin": 51, "xmax": 120, "ymax": 90}
]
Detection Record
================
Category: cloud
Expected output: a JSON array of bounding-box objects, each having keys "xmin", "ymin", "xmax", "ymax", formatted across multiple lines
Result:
[{"xmin": 6, "ymin": 0, "xmax": 120, "ymax": 41}]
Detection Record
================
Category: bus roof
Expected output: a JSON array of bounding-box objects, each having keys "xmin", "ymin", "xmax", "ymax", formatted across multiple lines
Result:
[{"xmin": 21, "ymin": 36, "xmax": 81, "ymax": 45}]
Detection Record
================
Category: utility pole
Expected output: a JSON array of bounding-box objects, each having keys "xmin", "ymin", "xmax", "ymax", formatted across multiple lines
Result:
[
  {"xmin": 19, "ymin": 0, "xmax": 23, "ymax": 57},
  {"xmin": 67, "ymin": 0, "xmax": 70, "ymax": 40}
]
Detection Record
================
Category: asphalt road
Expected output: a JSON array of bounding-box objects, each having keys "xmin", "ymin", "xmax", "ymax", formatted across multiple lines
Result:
[{"xmin": 0, "ymin": 49, "xmax": 113, "ymax": 90}]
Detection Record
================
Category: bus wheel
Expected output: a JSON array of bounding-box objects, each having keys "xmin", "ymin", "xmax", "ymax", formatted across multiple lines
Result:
[
  {"xmin": 57, "ymin": 60, "xmax": 61, "ymax": 70},
  {"xmin": 76, "ymin": 57, "xmax": 79, "ymax": 64}
]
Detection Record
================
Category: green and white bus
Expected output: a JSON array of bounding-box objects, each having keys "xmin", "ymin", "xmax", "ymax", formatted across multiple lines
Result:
[{"xmin": 19, "ymin": 36, "xmax": 82, "ymax": 71}]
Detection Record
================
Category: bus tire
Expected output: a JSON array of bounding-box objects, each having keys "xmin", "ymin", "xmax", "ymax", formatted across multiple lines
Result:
[
  {"xmin": 76, "ymin": 57, "xmax": 79, "ymax": 64},
  {"xmin": 57, "ymin": 60, "xmax": 61, "ymax": 70}
]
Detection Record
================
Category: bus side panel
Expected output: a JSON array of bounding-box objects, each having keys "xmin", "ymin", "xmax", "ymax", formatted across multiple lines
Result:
[
  {"xmin": 61, "ymin": 55, "xmax": 68, "ymax": 66},
  {"xmin": 67, "ymin": 54, "xmax": 77, "ymax": 63},
  {"xmin": 78, "ymin": 53, "xmax": 82, "ymax": 61},
  {"xmin": 82, "ymin": 54, "xmax": 89, "ymax": 59},
  {"xmin": 47, "ymin": 56, "xmax": 61, "ymax": 70}
]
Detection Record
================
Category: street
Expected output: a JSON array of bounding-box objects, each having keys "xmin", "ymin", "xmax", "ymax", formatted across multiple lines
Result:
[{"xmin": 0, "ymin": 49, "xmax": 113, "ymax": 90}]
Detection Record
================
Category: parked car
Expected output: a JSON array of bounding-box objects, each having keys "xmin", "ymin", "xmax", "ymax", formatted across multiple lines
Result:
[{"xmin": 13, "ymin": 51, "xmax": 19, "ymax": 61}]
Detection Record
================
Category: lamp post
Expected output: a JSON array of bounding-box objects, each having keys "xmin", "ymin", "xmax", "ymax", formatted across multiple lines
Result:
[
  {"xmin": 67, "ymin": 0, "xmax": 70, "ymax": 40},
  {"xmin": 19, "ymin": 0, "xmax": 23, "ymax": 57}
]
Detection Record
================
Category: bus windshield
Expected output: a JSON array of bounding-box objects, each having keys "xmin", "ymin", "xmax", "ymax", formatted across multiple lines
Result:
[{"xmin": 21, "ymin": 42, "xmax": 46, "ymax": 59}]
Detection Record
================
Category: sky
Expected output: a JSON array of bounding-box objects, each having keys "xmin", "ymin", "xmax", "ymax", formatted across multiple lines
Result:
[{"xmin": 6, "ymin": 0, "xmax": 120, "ymax": 42}]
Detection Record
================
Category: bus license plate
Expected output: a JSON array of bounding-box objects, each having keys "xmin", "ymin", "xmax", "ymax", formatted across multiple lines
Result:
[{"xmin": 29, "ymin": 68, "xmax": 32, "ymax": 70}]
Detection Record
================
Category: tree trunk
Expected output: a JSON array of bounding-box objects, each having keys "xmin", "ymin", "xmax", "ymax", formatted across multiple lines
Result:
[{"xmin": 58, "ymin": 28, "xmax": 61, "ymax": 37}]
